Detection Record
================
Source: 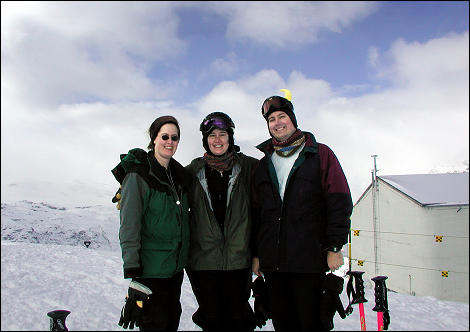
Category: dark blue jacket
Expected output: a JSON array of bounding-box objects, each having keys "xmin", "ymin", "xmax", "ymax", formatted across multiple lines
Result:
[{"xmin": 252, "ymin": 132, "xmax": 353, "ymax": 273}]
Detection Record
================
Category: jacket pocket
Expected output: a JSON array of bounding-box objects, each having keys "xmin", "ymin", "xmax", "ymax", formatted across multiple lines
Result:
[
  {"xmin": 141, "ymin": 240, "xmax": 179, "ymax": 277},
  {"xmin": 144, "ymin": 193, "xmax": 180, "ymax": 241}
]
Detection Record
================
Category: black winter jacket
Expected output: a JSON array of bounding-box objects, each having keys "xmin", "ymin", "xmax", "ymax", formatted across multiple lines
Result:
[{"xmin": 252, "ymin": 132, "xmax": 353, "ymax": 273}]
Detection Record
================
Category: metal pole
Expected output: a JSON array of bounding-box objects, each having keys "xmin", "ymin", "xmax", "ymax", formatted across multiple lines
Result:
[
  {"xmin": 371, "ymin": 155, "xmax": 379, "ymax": 275},
  {"xmin": 348, "ymin": 229, "xmax": 352, "ymax": 273}
]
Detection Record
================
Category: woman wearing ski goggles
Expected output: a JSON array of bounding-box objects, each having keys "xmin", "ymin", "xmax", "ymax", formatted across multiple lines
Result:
[
  {"xmin": 186, "ymin": 111, "xmax": 259, "ymax": 331},
  {"xmin": 199, "ymin": 115, "xmax": 235, "ymax": 134}
]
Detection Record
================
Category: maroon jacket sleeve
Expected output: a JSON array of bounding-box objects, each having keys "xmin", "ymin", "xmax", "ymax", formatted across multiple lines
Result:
[{"xmin": 318, "ymin": 143, "xmax": 353, "ymax": 248}]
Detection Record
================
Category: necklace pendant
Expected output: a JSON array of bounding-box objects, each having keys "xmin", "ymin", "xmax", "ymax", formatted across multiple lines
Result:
[{"xmin": 176, "ymin": 200, "xmax": 181, "ymax": 205}]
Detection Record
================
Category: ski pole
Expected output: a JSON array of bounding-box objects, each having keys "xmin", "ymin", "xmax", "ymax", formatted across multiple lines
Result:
[
  {"xmin": 348, "ymin": 229, "xmax": 352, "ymax": 273},
  {"xmin": 47, "ymin": 310, "xmax": 70, "ymax": 331},
  {"xmin": 359, "ymin": 302, "xmax": 366, "ymax": 331},
  {"xmin": 347, "ymin": 271, "xmax": 368, "ymax": 331},
  {"xmin": 376, "ymin": 309, "xmax": 384, "ymax": 331},
  {"xmin": 371, "ymin": 276, "xmax": 390, "ymax": 331}
]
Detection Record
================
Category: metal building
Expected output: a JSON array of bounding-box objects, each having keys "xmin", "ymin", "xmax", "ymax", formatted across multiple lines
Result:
[{"xmin": 350, "ymin": 172, "xmax": 469, "ymax": 303}]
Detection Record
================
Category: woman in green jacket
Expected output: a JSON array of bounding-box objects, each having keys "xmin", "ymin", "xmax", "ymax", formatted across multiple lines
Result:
[
  {"xmin": 112, "ymin": 115, "xmax": 192, "ymax": 331},
  {"xmin": 185, "ymin": 112, "xmax": 259, "ymax": 331}
]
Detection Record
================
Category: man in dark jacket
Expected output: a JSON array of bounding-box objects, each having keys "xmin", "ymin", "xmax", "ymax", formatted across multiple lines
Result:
[{"xmin": 251, "ymin": 92, "xmax": 353, "ymax": 331}]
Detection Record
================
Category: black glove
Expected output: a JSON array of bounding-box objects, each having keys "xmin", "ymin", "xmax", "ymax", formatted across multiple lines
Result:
[
  {"xmin": 251, "ymin": 276, "xmax": 270, "ymax": 328},
  {"xmin": 320, "ymin": 273, "xmax": 346, "ymax": 330},
  {"xmin": 118, "ymin": 280, "xmax": 153, "ymax": 329},
  {"xmin": 191, "ymin": 308, "xmax": 206, "ymax": 329}
]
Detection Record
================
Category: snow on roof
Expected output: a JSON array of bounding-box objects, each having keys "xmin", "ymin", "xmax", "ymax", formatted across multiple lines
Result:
[{"xmin": 379, "ymin": 172, "xmax": 469, "ymax": 206}]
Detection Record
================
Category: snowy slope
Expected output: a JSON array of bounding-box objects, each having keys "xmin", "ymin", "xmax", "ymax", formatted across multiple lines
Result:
[
  {"xmin": 1, "ymin": 201, "xmax": 119, "ymax": 250},
  {"xmin": 1, "ymin": 200, "xmax": 469, "ymax": 331}
]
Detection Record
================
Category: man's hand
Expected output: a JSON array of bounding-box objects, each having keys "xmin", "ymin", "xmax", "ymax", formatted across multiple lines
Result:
[
  {"xmin": 327, "ymin": 251, "xmax": 344, "ymax": 272},
  {"xmin": 252, "ymin": 257, "xmax": 262, "ymax": 277}
]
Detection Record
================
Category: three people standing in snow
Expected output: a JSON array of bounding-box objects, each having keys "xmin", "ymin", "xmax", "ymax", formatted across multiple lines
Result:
[{"xmin": 113, "ymin": 91, "xmax": 352, "ymax": 331}]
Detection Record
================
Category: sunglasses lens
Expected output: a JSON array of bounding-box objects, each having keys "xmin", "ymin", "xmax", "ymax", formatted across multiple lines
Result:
[{"xmin": 161, "ymin": 134, "xmax": 178, "ymax": 141}]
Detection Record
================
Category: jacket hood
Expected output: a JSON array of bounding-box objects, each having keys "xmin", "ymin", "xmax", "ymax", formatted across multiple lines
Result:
[
  {"xmin": 112, "ymin": 147, "xmax": 192, "ymax": 189},
  {"xmin": 111, "ymin": 148, "xmax": 147, "ymax": 184}
]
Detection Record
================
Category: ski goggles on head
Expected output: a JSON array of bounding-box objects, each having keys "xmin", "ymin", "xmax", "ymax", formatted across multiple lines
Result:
[
  {"xmin": 199, "ymin": 117, "xmax": 234, "ymax": 134},
  {"xmin": 261, "ymin": 96, "xmax": 293, "ymax": 118}
]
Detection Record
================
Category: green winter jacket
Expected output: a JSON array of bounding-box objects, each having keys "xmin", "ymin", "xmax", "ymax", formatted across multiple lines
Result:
[
  {"xmin": 112, "ymin": 148, "xmax": 192, "ymax": 279},
  {"xmin": 185, "ymin": 152, "xmax": 259, "ymax": 271}
]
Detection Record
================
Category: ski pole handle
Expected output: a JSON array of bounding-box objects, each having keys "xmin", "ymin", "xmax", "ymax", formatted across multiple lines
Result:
[
  {"xmin": 345, "ymin": 271, "xmax": 368, "ymax": 330},
  {"xmin": 47, "ymin": 310, "xmax": 70, "ymax": 331},
  {"xmin": 371, "ymin": 276, "xmax": 388, "ymax": 312},
  {"xmin": 372, "ymin": 276, "xmax": 389, "ymax": 330},
  {"xmin": 348, "ymin": 271, "xmax": 368, "ymax": 304}
]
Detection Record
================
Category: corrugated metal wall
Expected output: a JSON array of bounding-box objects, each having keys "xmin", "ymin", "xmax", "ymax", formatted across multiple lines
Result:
[{"xmin": 350, "ymin": 178, "xmax": 469, "ymax": 303}]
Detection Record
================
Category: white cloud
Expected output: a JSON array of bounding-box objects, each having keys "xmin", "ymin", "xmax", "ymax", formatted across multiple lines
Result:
[
  {"xmin": 209, "ymin": 52, "xmax": 239, "ymax": 76},
  {"xmin": 305, "ymin": 32, "xmax": 469, "ymax": 200},
  {"xmin": 1, "ymin": 2, "xmax": 187, "ymax": 106},
  {"xmin": 372, "ymin": 32, "xmax": 469, "ymax": 91},
  {"xmin": 1, "ymin": 3, "xmax": 468, "ymax": 206},
  {"xmin": 209, "ymin": 1, "xmax": 378, "ymax": 48},
  {"xmin": 188, "ymin": 31, "xmax": 469, "ymax": 202}
]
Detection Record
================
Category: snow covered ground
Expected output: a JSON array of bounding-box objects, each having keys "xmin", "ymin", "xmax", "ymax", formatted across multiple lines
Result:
[{"xmin": 1, "ymin": 200, "xmax": 469, "ymax": 331}]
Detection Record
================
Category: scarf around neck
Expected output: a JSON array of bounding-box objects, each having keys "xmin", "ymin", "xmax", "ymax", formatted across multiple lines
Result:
[
  {"xmin": 203, "ymin": 150, "xmax": 235, "ymax": 173},
  {"xmin": 272, "ymin": 129, "xmax": 305, "ymax": 157}
]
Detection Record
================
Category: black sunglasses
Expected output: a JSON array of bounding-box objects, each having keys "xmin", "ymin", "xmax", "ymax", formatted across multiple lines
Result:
[{"xmin": 161, "ymin": 134, "xmax": 179, "ymax": 142}]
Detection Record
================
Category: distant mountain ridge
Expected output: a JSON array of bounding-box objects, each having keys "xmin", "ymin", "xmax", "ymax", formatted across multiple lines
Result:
[{"xmin": 1, "ymin": 200, "xmax": 120, "ymax": 251}]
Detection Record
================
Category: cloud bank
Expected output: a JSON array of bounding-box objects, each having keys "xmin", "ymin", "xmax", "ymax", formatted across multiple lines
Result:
[{"xmin": 1, "ymin": 2, "xmax": 468, "ymax": 206}]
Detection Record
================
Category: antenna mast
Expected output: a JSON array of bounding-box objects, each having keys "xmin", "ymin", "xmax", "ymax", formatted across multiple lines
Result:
[
  {"xmin": 371, "ymin": 154, "xmax": 379, "ymax": 275},
  {"xmin": 371, "ymin": 154, "xmax": 378, "ymax": 186}
]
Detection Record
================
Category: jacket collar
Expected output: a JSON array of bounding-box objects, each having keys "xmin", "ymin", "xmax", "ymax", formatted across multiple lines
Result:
[
  {"xmin": 147, "ymin": 150, "xmax": 191, "ymax": 188},
  {"xmin": 190, "ymin": 151, "xmax": 244, "ymax": 173}
]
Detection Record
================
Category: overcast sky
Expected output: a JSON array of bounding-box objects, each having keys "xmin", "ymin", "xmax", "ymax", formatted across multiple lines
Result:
[{"xmin": 1, "ymin": 1, "xmax": 469, "ymax": 205}]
